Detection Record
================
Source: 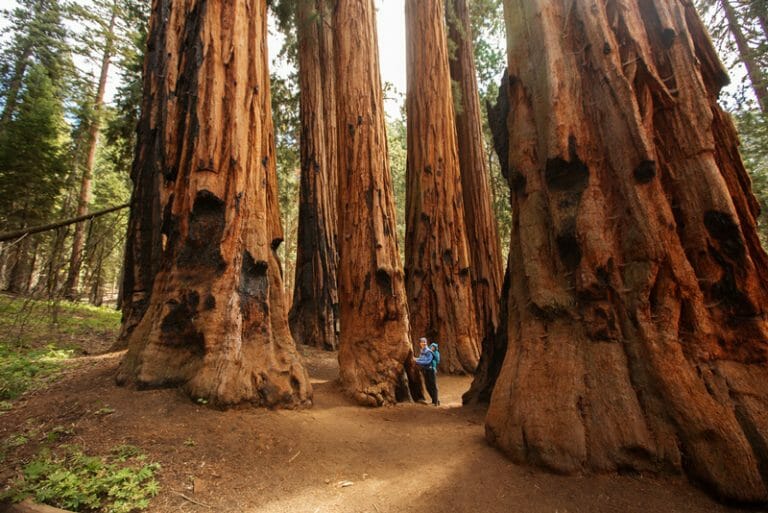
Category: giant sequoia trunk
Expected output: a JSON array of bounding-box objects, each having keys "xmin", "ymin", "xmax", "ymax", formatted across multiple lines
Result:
[
  {"xmin": 465, "ymin": 75, "xmax": 512, "ymax": 404},
  {"xmin": 446, "ymin": 0, "xmax": 505, "ymax": 356},
  {"xmin": 117, "ymin": 0, "xmax": 166, "ymax": 344},
  {"xmin": 289, "ymin": 0, "xmax": 340, "ymax": 351},
  {"xmin": 405, "ymin": 0, "xmax": 479, "ymax": 374},
  {"xmin": 487, "ymin": 0, "xmax": 768, "ymax": 502},
  {"xmin": 116, "ymin": 0, "xmax": 310, "ymax": 408},
  {"xmin": 334, "ymin": 0, "xmax": 420, "ymax": 406}
]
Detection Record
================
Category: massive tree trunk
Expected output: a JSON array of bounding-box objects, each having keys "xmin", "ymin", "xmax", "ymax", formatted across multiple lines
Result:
[
  {"xmin": 116, "ymin": 0, "xmax": 311, "ymax": 408},
  {"xmin": 405, "ymin": 0, "xmax": 479, "ymax": 374},
  {"xmin": 446, "ymin": 0, "xmax": 504, "ymax": 353},
  {"xmin": 719, "ymin": 0, "xmax": 768, "ymax": 112},
  {"xmin": 464, "ymin": 74, "xmax": 511, "ymax": 404},
  {"xmin": 334, "ymin": 0, "xmax": 420, "ymax": 406},
  {"xmin": 289, "ymin": 0, "xmax": 340, "ymax": 351},
  {"xmin": 117, "ymin": 0, "xmax": 166, "ymax": 343},
  {"xmin": 487, "ymin": 0, "xmax": 768, "ymax": 502},
  {"xmin": 64, "ymin": 6, "xmax": 117, "ymax": 300}
]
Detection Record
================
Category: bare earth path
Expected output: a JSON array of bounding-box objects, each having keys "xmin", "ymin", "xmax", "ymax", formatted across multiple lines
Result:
[{"xmin": 0, "ymin": 346, "xmax": 756, "ymax": 513}]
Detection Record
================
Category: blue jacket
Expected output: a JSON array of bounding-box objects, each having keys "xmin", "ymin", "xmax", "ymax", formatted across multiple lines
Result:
[{"xmin": 415, "ymin": 347, "xmax": 434, "ymax": 367}]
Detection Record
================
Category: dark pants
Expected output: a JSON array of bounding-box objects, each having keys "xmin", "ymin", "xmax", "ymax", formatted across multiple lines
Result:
[{"xmin": 420, "ymin": 366, "xmax": 439, "ymax": 405}]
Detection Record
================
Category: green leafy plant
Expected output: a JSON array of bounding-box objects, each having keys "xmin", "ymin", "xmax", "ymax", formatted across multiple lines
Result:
[
  {"xmin": 3, "ymin": 445, "xmax": 160, "ymax": 513},
  {"xmin": 0, "ymin": 344, "xmax": 73, "ymax": 401}
]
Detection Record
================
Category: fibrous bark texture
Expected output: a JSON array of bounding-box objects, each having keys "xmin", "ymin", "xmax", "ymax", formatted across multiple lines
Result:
[
  {"xmin": 447, "ymin": 0, "xmax": 504, "ymax": 349},
  {"xmin": 116, "ymin": 0, "xmax": 311, "ymax": 408},
  {"xmin": 289, "ymin": 0, "xmax": 340, "ymax": 351},
  {"xmin": 334, "ymin": 0, "xmax": 419, "ymax": 406},
  {"xmin": 465, "ymin": 72, "xmax": 512, "ymax": 404},
  {"xmin": 118, "ymin": 0, "xmax": 164, "ymax": 343},
  {"xmin": 487, "ymin": 0, "xmax": 768, "ymax": 502},
  {"xmin": 405, "ymin": 0, "xmax": 479, "ymax": 374}
]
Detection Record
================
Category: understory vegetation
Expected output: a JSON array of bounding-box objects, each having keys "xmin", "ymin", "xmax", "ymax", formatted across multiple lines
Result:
[
  {"xmin": 0, "ymin": 294, "xmax": 120, "ymax": 405},
  {"xmin": 3, "ymin": 443, "xmax": 160, "ymax": 513}
]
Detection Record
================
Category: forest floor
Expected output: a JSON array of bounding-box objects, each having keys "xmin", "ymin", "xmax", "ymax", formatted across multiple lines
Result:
[{"xmin": 0, "ymin": 296, "xmax": 759, "ymax": 513}]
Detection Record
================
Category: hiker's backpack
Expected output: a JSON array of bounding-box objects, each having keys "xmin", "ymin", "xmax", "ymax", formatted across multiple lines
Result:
[{"xmin": 431, "ymin": 346, "xmax": 440, "ymax": 370}]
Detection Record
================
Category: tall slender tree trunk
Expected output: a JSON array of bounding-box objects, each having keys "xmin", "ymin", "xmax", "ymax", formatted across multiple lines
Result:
[
  {"xmin": 446, "ymin": 0, "xmax": 504, "ymax": 353},
  {"xmin": 64, "ymin": 5, "xmax": 118, "ymax": 300},
  {"xmin": 487, "ymin": 0, "xmax": 768, "ymax": 502},
  {"xmin": 290, "ymin": 0, "xmax": 340, "ymax": 351},
  {"xmin": 116, "ymin": 0, "xmax": 311, "ymax": 408},
  {"xmin": 720, "ymin": 0, "xmax": 768, "ymax": 112},
  {"xmin": 0, "ymin": 44, "xmax": 33, "ymax": 126},
  {"xmin": 334, "ymin": 0, "xmax": 421, "ymax": 406},
  {"xmin": 405, "ymin": 0, "xmax": 479, "ymax": 374}
]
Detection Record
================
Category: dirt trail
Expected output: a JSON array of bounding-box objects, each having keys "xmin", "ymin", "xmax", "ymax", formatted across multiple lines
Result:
[{"xmin": 0, "ymin": 346, "xmax": 754, "ymax": 513}]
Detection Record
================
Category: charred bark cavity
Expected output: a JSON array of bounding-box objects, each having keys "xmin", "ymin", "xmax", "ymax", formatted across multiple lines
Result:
[
  {"xmin": 704, "ymin": 210, "xmax": 746, "ymax": 261},
  {"xmin": 711, "ymin": 266, "xmax": 757, "ymax": 317},
  {"xmin": 508, "ymin": 169, "xmax": 527, "ymax": 193},
  {"xmin": 160, "ymin": 291, "xmax": 205, "ymax": 355},
  {"xmin": 375, "ymin": 267, "xmax": 394, "ymax": 296},
  {"xmin": 634, "ymin": 160, "xmax": 657, "ymax": 184},
  {"xmin": 556, "ymin": 229, "xmax": 582, "ymax": 271},
  {"xmin": 545, "ymin": 156, "xmax": 589, "ymax": 193},
  {"xmin": 487, "ymin": 71, "xmax": 511, "ymax": 182},
  {"xmin": 179, "ymin": 190, "xmax": 226, "ymax": 272},
  {"xmin": 240, "ymin": 250, "xmax": 269, "ymax": 302},
  {"xmin": 661, "ymin": 28, "xmax": 676, "ymax": 49}
]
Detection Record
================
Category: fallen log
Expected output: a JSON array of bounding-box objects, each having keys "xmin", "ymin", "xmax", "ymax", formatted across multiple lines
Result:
[
  {"xmin": 0, "ymin": 203, "xmax": 129, "ymax": 243},
  {"xmin": 3, "ymin": 500, "xmax": 75, "ymax": 513}
]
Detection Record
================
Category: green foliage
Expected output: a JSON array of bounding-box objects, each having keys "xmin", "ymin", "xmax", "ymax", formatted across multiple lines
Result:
[
  {"xmin": 736, "ymin": 111, "xmax": 768, "ymax": 245},
  {"xmin": 0, "ymin": 294, "xmax": 122, "ymax": 344},
  {"xmin": 0, "ymin": 294, "xmax": 120, "ymax": 401},
  {"xmin": 4, "ymin": 445, "xmax": 160, "ymax": 513},
  {"xmin": 387, "ymin": 116, "xmax": 408, "ymax": 262},
  {"xmin": 270, "ymin": 23, "xmax": 301, "ymax": 293},
  {"xmin": 0, "ymin": 64, "xmax": 69, "ymax": 229},
  {"xmin": 468, "ymin": 0, "xmax": 506, "ymax": 97},
  {"xmin": 0, "ymin": 344, "xmax": 71, "ymax": 401},
  {"xmin": 0, "ymin": 0, "xmax": 75, "ymax": 108}
]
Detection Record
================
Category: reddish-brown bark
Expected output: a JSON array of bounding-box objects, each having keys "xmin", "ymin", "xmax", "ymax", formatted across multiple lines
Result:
[
  {"xmin": 334, "ymin": 0, "xmax": 420, "ymax": 406},
  {"xmin": 486, "ymin": 0, "xmax": 768, "ymax": 502},
  {"xmin": 64, "ymin": 5, "xmax": 117, "ymax": 300},
  {"xmin": 117, "ymin": 0, "xmax": 165, "ymax": 343},
  {"xmin": 117, "ymin": 0, "xmax": 310, "ymax": 408},
  {"xmin": 464, "ymin": 72, "xmax": 512, "ymax": 404},
  {"xmin": 405, "ymin": 0, "xmax": 480, "ymax": 374},
  {"xmin": 446, "ymin": 0, "xmax": 504, "ymax": 349},
  {"xmin": 290, "ymin": 0, "xmax": 340, "ymax": 351}
]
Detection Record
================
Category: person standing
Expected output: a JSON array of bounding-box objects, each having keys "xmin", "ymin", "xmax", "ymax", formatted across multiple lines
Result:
[{"xmin": 414, "ymin": 337, "xmax": 439, "ymax": 406}]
